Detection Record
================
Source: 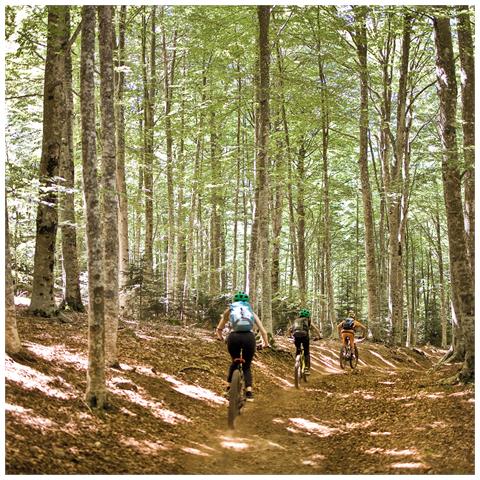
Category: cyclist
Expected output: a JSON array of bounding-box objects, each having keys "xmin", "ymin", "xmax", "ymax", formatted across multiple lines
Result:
[
  {"xmin": 337, "ymin": 309, "xmax": 367, "ymax": 353},
  {"xmin": 288, "ymin": 308, "xmax": 321, "ymax": 375},
  {"xmin": 215, "ymin": 291, "xmax": 269, "ymax": 402}
]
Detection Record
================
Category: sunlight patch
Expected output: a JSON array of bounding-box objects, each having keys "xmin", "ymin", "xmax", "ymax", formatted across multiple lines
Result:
[
  {"xmin": 6, "ymin": 403, "xmax": 57, "ymax": 429},
  {"xmin": 391, "ymin": 462, "xmax": 426, "ymax": 469},
  {"xmin": 5, "ymin": 359, "xmax": 76, "ymax": 400},
  {"xmin": 23, "ymin": 341, "xmax": 88, "ymax": 370},
  {"xmin": 288, "ymin": 418, "xmax": 340, "ymax": 437},
  {"xmin": 119, "ymin": 436, "xmax": 168, "ymax": 454},
  {"xmin": 219, "ymin": 435, "xmax": 249, "ymax": 451},
  {"xmin": 368, "ymin": 350, "xmax": 397, "ymax": 368},
  {"xmin": 370, "ymin": 431, "xmax": 391, "ymax": 436},
  {"xmin": 110, "ymin": 382, "xmax": 190, "ymax": 424},
  {"xmin": 161, "ymin": 374, "xmax": 227, "ymax": 405},
  {"xmin": 181, "ymin": 447, "xmax": 210, "ymax": 457}
]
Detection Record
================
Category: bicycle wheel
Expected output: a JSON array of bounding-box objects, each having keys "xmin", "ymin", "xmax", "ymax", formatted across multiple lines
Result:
[
  {"xmin": 350, "ymin": 344, "xmax": 359, "ymax": 369},
  {"xmin": 301, "ymin": 353, "xmax": 308, "ymax": 382},
  {"xmin": 339, "ymin": 346, "xmax": 346, "ymax": 369},
  {"xmin": 228, "ymin": 369, "xmax": 242, "ymax": 429},
  {"xmin": 294, "ymin": 354, "xmax": 301, "ymax": 389}
]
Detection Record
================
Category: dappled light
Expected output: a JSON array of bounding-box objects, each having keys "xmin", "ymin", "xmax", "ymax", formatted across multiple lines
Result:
[
  {"xmin": 288, "ymin": 418, "xmax": 340, "ymax": 437},
  {"xmin": 6, "ymin": 403, "xmax": 57, "ymax": 429},
  {"xmin": 370, "ymin": 431, "xmax": 392, "ymax": 436},
  {"xmin": 161, "ymin": 373, "xmax": 226, "ymax": 405},
  {"xmin": 119, "ymin": 436, "xmax": 168, "ymax": 454},
  {"xmin": 181, "ymin": 446, "xmax": 210, "ymax": 457},
  {"xmin": 368, "ymin": 350, "xmax": 397, "ymax": 368},
  {"xmin": 24, "ymin": 341, "xmax": 88, "ymax": 370},
  {"xmin": 5, "ymin": 358, "xmax": 77, "ymax": 400},
  {"xmin": 391, "ymin": 462, "xmax": 427, "ymax": 469},
  {"xmin": 109, "ymin": 379, "xmax": 190, "ymax": 424},
  {"xmin": 219, "ymin": 435, "xmax": 250, "ymax": 451},
  {"xmin": 254, "ymin": 360, "xmax": 293, "ymax": 388}
]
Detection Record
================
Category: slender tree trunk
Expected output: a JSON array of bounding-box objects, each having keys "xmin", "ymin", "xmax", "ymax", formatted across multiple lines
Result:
[
  {"xmin": 81, "ymin": 5, "xmax": 106, "ymax": 409},
  {"xmin": 296, "ymin": 141, "xmax": 307, "ymax": 304},
  {"xmin": 162, "ymin": 21, "xmax": 177, "ymax": 305},
  {"xmin": 354, "ymin": 6, "xmax": 381, "ymax": 340},
  {"xmin": 387, "ymin": 15, "xmax": 411, "ymax": 345},
  {"xmin": 29, "ymin": 6, "xmax": 68, "ymax": 317},
  {"xmin": 59, "ymin": 7, "xmax": 84, "ymax": 312},
  {"xmin": 434, "ymin": 209, "xmax": 448, "ymax": 349},
  {"xmin": 142, "ymin": 7, "xmax": 156, "ymax": 281},
  {"xmin": 257, "ymin": 6, "xmax": 273, "ymax": 333},
  {"xmin": 6, "ymin": 206, "xmax": 21, "ymax": 354},
  {"xmin": 99, "ymin": 5, "xmax": 119, "ymax": 367},
  {"xmin": 433, "ymin": 11, "xmax": 474, "ymax": 382},
  {"xmin": 456, "ymin": 6, "xmax": 475, "ymax": 276},
  {"xmin": 115, "ymin": 6, "xmax": 129, "ymax": 316}
]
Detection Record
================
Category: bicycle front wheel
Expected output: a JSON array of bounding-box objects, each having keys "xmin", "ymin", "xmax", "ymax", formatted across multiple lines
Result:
[
  {"xmin": 350, "ymin": 345, "xmax": 359, "ymax": 369},
  {"xmin": 228, "ymin": 369, "xmax": 242, "ymax": 429}
]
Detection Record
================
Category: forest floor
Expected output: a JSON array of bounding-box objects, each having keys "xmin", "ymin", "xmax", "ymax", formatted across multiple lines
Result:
[{"xmin": 5, "ymin": 306, "xmax": 475, "ymax": 475}]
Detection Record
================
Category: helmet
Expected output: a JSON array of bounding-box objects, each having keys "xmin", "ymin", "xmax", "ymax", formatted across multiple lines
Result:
[
  {"xmin": 233, "ymin": 291, "xmax": 249, "ymax": 302},
  {"xmin": 299, "ymin": 308, "xmax": 311, "ymax": 318}
]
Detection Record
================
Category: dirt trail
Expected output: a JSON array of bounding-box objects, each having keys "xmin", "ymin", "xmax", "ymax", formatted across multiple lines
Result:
[
  {"xmin": 6, "ymin": 312, "xmax": 475, "ymax": 475},
  {"xmin": 180, "ymin": 340, "xmax": 474, "ymax": 475}
]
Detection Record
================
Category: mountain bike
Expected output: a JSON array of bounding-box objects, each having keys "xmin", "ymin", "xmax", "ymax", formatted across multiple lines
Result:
[
  {"xmin": 339, "ymin": 336, "xmax": 364, "ymax": 369},
  {"xmin": 294, "ymin": 347, "xmax": 308, "ymax": 388},
  {"xmin": 228, "ymin": 356, "xmax": 246, "ymax": 429}
]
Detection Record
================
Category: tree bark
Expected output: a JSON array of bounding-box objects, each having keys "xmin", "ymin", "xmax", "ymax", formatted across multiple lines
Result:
[
  {"xmin": 81, "ymin": 5, "xmax": 107, "ymax": 408},
  {"xmin": 115, "ymin": 5, "xmax": 129, "ymax": 316},
  {"xmin": 59, "ymin": 7, "xmax": 84, "ymax": 312},
  {"xmin": 433, "ymin": 11, "xmax": 474, "ymax": 382},
  {"xmin": 99, "ymin": 5, "xmax": 119, "ymax": 367},
  {"xmin": 6, "ymin": 206, "xmax": 22, "ymax": 354},
  {"xmin": 29, "ymin": 6, "xmax": 68, "ymax": 317},
  {"xmin": 456, "ymin": 6, "xmax": 475, "ymax": 276},
  {"xmin": 257, "ymin": 6, "xmax": 273, "ymax": 333},
  {"xmin": 354, "ymin": 6, "xmax": 381, "ymax": 340}
]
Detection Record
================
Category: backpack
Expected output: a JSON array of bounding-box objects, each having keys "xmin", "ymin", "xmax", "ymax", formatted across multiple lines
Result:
[
  {"xmin": 342, "ymin": 318, "xmax": 355, "ymax": 330},
  {"xmin": 229, "ymin": 301, "xmax": 255, "ymax": 332},
  {"xmin": 292, "ymin": 317, "xmax": 309, "ymax": 336}
]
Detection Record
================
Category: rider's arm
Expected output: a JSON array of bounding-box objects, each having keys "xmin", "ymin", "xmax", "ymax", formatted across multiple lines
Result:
[
  {"xmin": 355, "ymin": 320, "xmax": 367, "ymax": 337},
  {"xmin": 254, "ymin": 314, "xmax": 270, "ymax": 347},
  {"xmin": 336, "ymin": 321, "xmax": 343, "ymax": 338},
  {"xmin": 215, "ymin": 309, "xmax": 229, "ymax": 340}
]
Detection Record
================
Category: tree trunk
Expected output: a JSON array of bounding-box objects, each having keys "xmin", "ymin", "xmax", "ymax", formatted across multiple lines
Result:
[
  {"xmin": 99, "ymin": 5, "xmax": 119, "ymax": 368},
  {"xmin": 354, "ymin": 6, "xmax": 381, "ymax": 340},
  {"xmin": 256, "ymin": 6, "xmax": 273, "ymax": 333},
  {"xmin": 296, "ymin": 141, "xmax": 307, "ymax": 304},
  {"xmin": 162, "ymin": 20, "xmax": 177, "ymax": 306},
  {"xmin": 59, "ymin": 7, "xmax": 84, "ymax": 312},
  {"xmin": 433, "ymin": 11, "xmax": 474, "ymax": 382},
  {"xmin": 81, "ymin": 5, "xmax": 106, "ymax": 409},
  {"xmin": 115, "ymin": 5, "xmax": 129, "ymax": 316},
  {"xmin": 29, "ymin": 6, "xmax": 68, "ymax": 317},
  {"xmin": 456, "ymin": 6, "xmax": 475, "ymax": 276},
  {"xmin": 434, "ymin": 207, "xmax": 448, "ymax": 349},
  {"xmin": 142, "ymin": 7, "xmax": 155, "ymax": 281},
  {"xmin": 6, "ymin": 206, "xmax": 21, "ymax": 354}
]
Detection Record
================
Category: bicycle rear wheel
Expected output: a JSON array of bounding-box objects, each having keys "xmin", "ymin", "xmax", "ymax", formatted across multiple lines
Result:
[
  {"xmin": 228, "ymin": 369, "xmax": 242, "ymax": 429},
  {"xmin": 339, "ymin": 346, "xmax": 346, "ymax": 369},
  {"xmin": 294, "ymin": 355, "xmax": 301, "ymax": 389},
  {"xmin": 301, "ymin": 353, "xmax": 308, "ymax": 382}
]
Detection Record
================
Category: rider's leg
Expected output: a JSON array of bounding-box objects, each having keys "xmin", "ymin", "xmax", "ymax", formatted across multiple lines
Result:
[
  {"xmin": 303, "ymin": 336, "xmax": 311, "ymax": 370},
  {"xmin": 226, "ymin": 332, "xmax": 242, "ymax": 383},
  {"xmin": 241, "ymin": 331, "xmax": 256, "ymax": 389}
]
